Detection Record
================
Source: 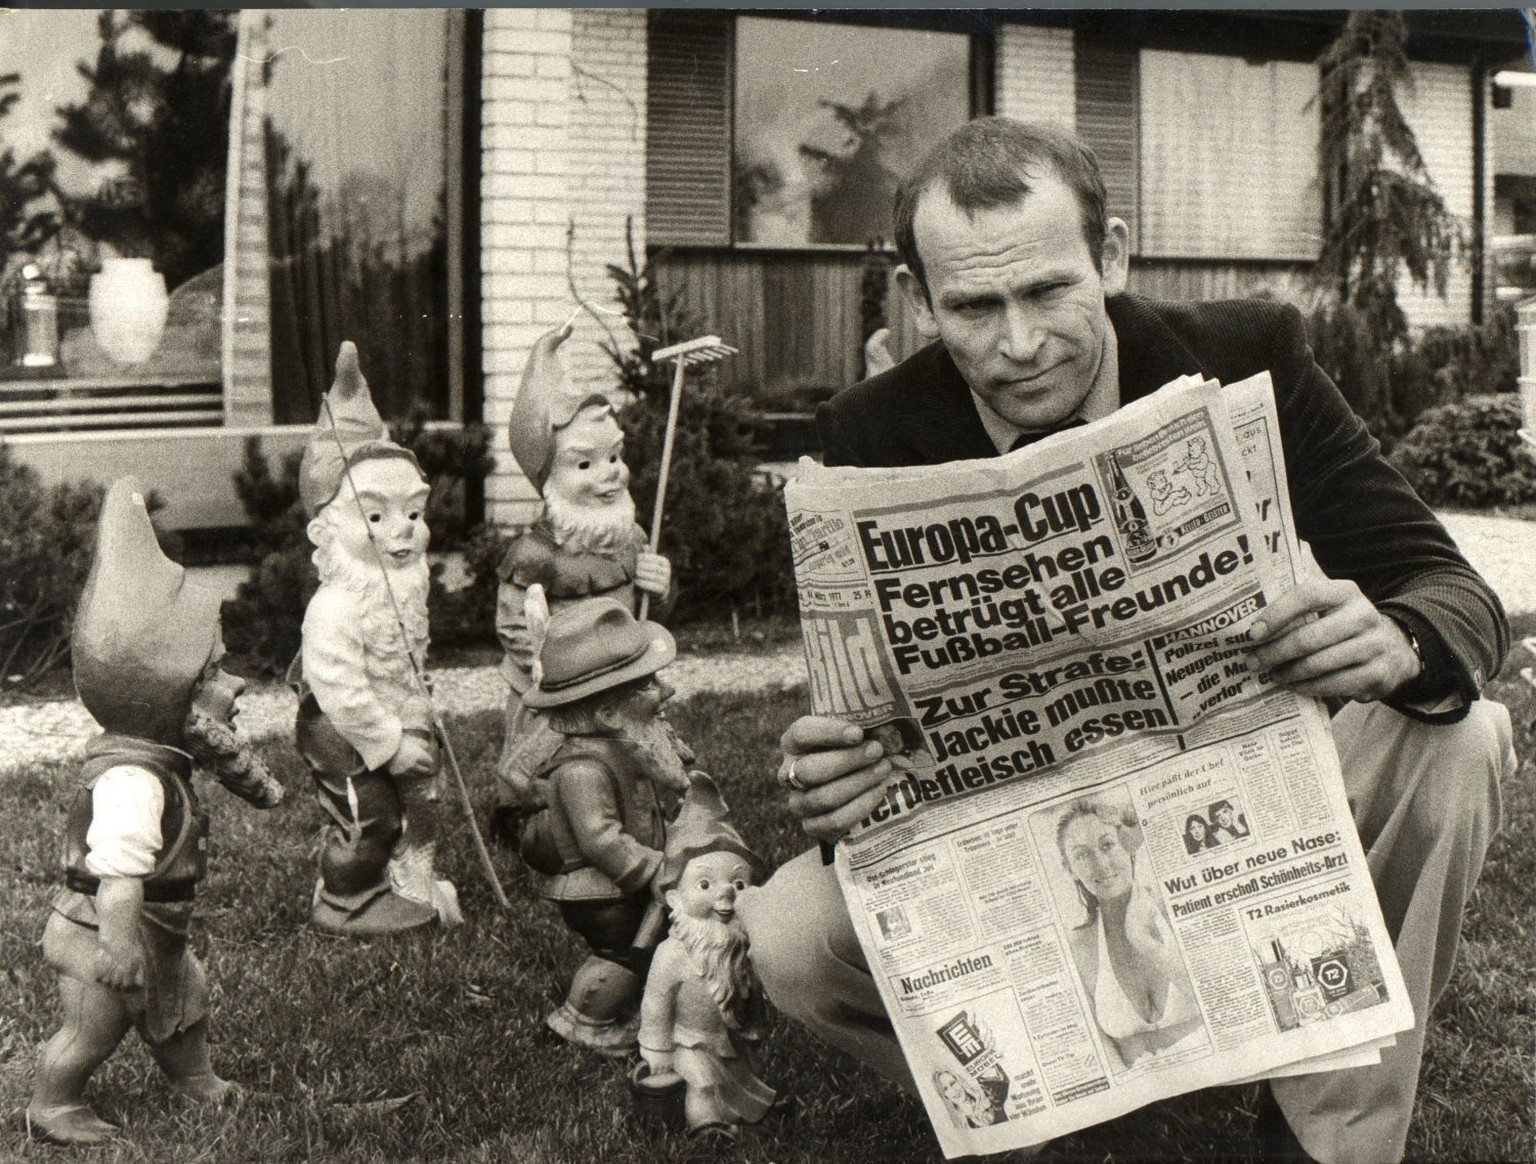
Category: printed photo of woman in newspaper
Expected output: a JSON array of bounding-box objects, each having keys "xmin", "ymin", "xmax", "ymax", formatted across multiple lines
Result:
[
  {"xmin": 1183, "ymin": 812, "xmax": 1222, "ymax": 855},
  {"xmin": 1053, "ymin": 795, "xmax": 1208, "ymax": 1071},
  {"xmin": 932, "ymin": 1067, "xmax": 1008, "ymax": 1130}
]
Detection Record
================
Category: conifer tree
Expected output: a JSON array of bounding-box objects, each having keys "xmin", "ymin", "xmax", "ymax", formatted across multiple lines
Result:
[
  {"xmin": 0, "ymin": 71, "xmax": 59, "ymax": 268},
  {"xmin": 1313, "ymin": 11, "xmax": 1460, "ymax": 352},
  {"xmin": 52, "ymin": 10, "xmax": 235, "ymax": 291}
]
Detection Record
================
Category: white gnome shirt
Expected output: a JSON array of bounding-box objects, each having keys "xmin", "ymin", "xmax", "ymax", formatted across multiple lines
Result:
[{"xmin": 302, "ymin": 582, "xmax": 429, "ymax": 770}]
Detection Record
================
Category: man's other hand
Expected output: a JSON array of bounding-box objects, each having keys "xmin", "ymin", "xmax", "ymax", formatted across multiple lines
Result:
[
  {"xmin": 1248, "ymin": 577, "xmax": 1421, "ymax": 702},
  {"xmin": 777, "ymin": 716, "xmax": 897, "ymax": 844}
]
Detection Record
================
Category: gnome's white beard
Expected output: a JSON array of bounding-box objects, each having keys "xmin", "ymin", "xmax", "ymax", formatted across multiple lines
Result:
[
  {"xmin": 544, "ymin": 488, "xmax": 637, "ymax": 556},
  {"xmin": 312, "ymin": 529, "xmax": 431, "ymax": 663},
  {"xmin": 669, "ymin": 910, "xmax": 755, "ymax": 1028},
  {"xmin": 620, "ymin": 712, "xmax": 692, "ymax": 796}
]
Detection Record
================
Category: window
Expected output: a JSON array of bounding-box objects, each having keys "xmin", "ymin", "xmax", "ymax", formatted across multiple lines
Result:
[
  {"xmin": 0, "ymin": 9, "xmax": 473, "ymax": 431},
  {"xmin": 1138, "ymin": 50, "xmax": 1321, "ymax": 261},
  {"xmin": 733, "ymin": 16, "xmax": 971, "ymax": 247},
  {"xmin": 647, "ymin": 12, "xmax": 973, "ymax": 250}
]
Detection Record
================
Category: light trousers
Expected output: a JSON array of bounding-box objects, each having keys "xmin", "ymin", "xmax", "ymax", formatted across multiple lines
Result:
[{"xmin": 739, "ymin": 699, "xmax": 1513, "ymax": 1164}]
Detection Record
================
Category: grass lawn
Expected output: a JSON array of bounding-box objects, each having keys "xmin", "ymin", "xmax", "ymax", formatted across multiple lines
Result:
[{"xmin": 0, "ymin": 622, "xmax": 1530, "ymax": 1163}]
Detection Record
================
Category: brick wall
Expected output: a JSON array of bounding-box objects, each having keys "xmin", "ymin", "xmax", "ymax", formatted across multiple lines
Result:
[
  {"xmin": 223, "ymin": 10, "xmax": 273, "ymax": 426},
  {"xmin": 995, "ymin": 24, "xmax": 1075, "ymax": 130},
  {"xmin": 480, "ymin": 7, "xmax": 648, "ymax": 530}
]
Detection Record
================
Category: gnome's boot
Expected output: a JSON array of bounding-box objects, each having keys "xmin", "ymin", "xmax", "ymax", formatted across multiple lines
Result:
[
  {"xmin": 149, "ymin": 1019, "xmax": 235, "ymax": 1104},
  {"xmin": 311, "ymin": 772, "xmax": 436, "ymax": 936},
  {"xmin": 28, "ymin": 985, "xmax": 128, "ymax": 1145},
  {"xmin": 547, "ymin": 955, "xmax": 643, "ymax": 1056},
  {"xmin": 389, "ymin": 776, "xmax": 462, "ymax": 925}
]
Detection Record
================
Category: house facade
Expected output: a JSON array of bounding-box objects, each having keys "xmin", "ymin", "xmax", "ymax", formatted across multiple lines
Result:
[{"xmin": 3, "ymin": 9, "xmax": 1529, "ymax": 535}]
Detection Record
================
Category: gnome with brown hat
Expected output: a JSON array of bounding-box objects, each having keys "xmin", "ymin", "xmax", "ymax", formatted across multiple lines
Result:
[
  {"xmin": 636, "ymin": 772, "xmax": 778, "ymax": 1138},
  {"xmin": 493, "ymin": 324, "xmax": 673, "ymax": 834},
  {"xmin": 516, "ymin": 595, "xmax": 691, "ymax": 1055},
  {"xmin": 28, "ymin": 478, "xmax": 284, "ymax": 1146},
  {"xmin": 289, "ymin": 341, "xmax": 460, "ymax": 936}
]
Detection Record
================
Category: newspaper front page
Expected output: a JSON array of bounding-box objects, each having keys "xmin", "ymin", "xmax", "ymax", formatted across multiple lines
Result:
[{"xmin": 784, "ymin": 375, "xmax": 1413, "ymax": 1157}]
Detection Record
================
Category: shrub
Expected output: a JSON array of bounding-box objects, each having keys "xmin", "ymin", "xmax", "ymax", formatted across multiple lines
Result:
[
  {"xmin": 1308, "ymin": 301, "xmax": 1522, "ymax": 450},
  {"xmin": 1388, "ymin": 393, "xmax": 1536, "ymax": 508},
  {"xmin": 221, "ymin": 424, "xmax": 501, "ymax": 675},
  {"xmin": 603, "ymin": 222, "xmax": 797, "ymax": 621},
  {"xmin": 0, "ymin": 444, "xmax": 104, "ymax": 689}
]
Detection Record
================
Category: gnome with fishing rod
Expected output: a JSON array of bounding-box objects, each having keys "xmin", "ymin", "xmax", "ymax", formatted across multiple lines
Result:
[
  {"xmin": 289, "ymin": 343, "xmax": 501, "ymax": 936},
  {"xmin": 492, "ymin": 324, "xmax": 733, "ymax": 849},
  {"xmin": 29, "ymin": 478, "xmax": 285, "ymax": 1146}
]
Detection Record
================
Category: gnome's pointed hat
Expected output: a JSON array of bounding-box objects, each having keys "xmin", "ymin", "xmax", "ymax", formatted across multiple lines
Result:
[
  {"xmin": 508, "ymin": 324, "xmax": 616, "ymax": 493},
  {"xmin": 298, "ymin": 341, "xmax": 423, "ymax": 518},
  {"xmin": 73, "ymin": 478, "xmax": 221, "ymax": 743},
  {"xmin": 656, "ymin": 772, "xmax": 767, "ymax": 894}
]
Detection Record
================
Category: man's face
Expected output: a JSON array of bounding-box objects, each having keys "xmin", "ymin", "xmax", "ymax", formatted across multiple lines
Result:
[
  {"xmin": 669, "ymin": 849, "xmax": 754, "ymax": 923},
  {"xmin": 899, "ymin": 171, "xmax": 1128, "ymax": 431},
  {"xmin": 1215, "ymin": 805, "xmax": 1234, "ymax": 828},
  {"xmin": 328, "ymin": 457, "xmax": 430, "ymax": 567},
  {"xmin": 545, "ymin": 407, "xmax": 630, "ymax": 510}
]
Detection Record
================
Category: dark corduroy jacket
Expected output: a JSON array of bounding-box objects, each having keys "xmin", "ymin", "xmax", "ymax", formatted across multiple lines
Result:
[{"xmin": 816, "ymin": 294, "xmax": 1508, "ymax": 721}]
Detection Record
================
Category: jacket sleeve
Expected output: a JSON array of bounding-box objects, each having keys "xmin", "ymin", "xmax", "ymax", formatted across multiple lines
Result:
[
  {"xmin": 1264, "ymin": 304, "xmax": 1508, "ymax": 719},
  {"xmin": 552, "ymin": 760, "xmax": 664, "ymax": 894},
  {"xmin": 816, "ymin": 399, "xmax": 857, "ymax": 468}
]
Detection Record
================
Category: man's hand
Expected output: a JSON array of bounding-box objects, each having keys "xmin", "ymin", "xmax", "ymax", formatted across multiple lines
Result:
[
  {"xmin": 1248, "ymin": 577, "xmax": 1421, "ymax": 702},
  {"xmin": 635, "ymin": 552, "xmax": 671, "ymax": 597},
  {"xmin": 777, "ymin": 716, "xmax": 897, "ymax": 844},
  {"xmin": 388, "ymin": 733, "xmax": 437, "ymax": 778},
  {"xmin": 93, "ymin": 935, "xmax": 145, "ymax": 990}
]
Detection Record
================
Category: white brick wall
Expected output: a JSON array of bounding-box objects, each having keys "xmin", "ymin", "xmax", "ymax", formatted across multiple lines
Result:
[
  {"xmin": 996, "ymin": 24, "xmax": 1075, "ymax": 131},
  {"xmin": 481, "ymin": 7, "xmax": 648, "ymax": 529}
]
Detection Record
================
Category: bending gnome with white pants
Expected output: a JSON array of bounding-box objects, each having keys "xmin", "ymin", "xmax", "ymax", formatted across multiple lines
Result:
[
  {"xmin": 638, "ymin": 772, "xmax": 778, "ymax": 1138},
  {"xmin": 29, "ymin": 478, "xmax": 284, "ymax": 1145},
  {"xmin": 290, "ymin": 341, "xmax": 461, "ymax": 936}
]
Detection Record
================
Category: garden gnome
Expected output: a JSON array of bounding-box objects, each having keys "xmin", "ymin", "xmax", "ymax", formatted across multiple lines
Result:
[
  {"xmin": 290, "ymin": 341, "xmax": 461, "ymax": 936},
  {"xmin": 28, "ymin": 477, "xmax": 284, "ymax": 1146},
  {"xmin": 494, "ymin": 323, "xmax": 673, "ymax": 832},
  {"xmin": 638, "ymin": 772, "xmax": 778, "ymax": 1138},
  {"xmin": 517, "ymin": 596, "xmax": 689, "ymax": 1054}
]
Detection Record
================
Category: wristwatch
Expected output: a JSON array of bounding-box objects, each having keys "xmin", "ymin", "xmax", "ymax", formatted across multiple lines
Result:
[{"xmin": 1390, "ymin": 617, "xmax": 1425, "ymax": 679}]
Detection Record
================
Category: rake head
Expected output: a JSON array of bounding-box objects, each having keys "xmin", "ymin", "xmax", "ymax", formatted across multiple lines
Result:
[{"xmin": 651, "ymin": 335, "xmax": 738, "ymax": 366}]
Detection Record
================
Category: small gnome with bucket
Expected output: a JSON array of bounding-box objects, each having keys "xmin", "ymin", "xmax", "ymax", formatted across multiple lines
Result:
[
  {"xmin": 289, "ymin": 342, "xmax": 460, "ymax": 935},
  {"xmin": 28, "ymin": 478, "xmax": 284, "ymax": 1145},
  {"xmin": 636, "ymin": 772, "xmax": 778, "ymax": 1139}
]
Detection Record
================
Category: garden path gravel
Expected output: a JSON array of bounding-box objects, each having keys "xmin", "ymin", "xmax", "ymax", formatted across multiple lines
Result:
[{"xmin": 2, "ymin": 511, "xmax": 1533, "ymax": 774}]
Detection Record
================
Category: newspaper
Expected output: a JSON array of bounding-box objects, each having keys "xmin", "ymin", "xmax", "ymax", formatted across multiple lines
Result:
[{"xmin": 784, "ymin": 375, "xmax": 1413, "ymax": 1157}]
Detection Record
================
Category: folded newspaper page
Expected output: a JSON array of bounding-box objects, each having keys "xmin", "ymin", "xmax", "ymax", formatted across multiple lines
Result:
[{"xmin": 784, "ymin": 375, "xmax": 1413, "ymax": 1157}]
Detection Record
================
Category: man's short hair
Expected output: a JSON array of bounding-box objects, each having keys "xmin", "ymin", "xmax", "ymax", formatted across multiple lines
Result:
[{"xmin": 894, "ymin": 117, "xmax": 1110, "ymax": 295}]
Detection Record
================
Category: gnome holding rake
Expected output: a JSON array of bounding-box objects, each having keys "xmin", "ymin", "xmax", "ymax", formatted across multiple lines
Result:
[
  {"xmin": 28, "ymin": 478, "xmax": 284, "ymax": 1145},
  {"xmin": 637, "ymin": 772, "xmax": 779, "ymax": 1138},
  {"xmin": 494, "ymin": 324, "xmax": 673, "ymax": 835},
  {"xmin": 290, "ymin": 342, "xmax": 461, "ymax": 936}
]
